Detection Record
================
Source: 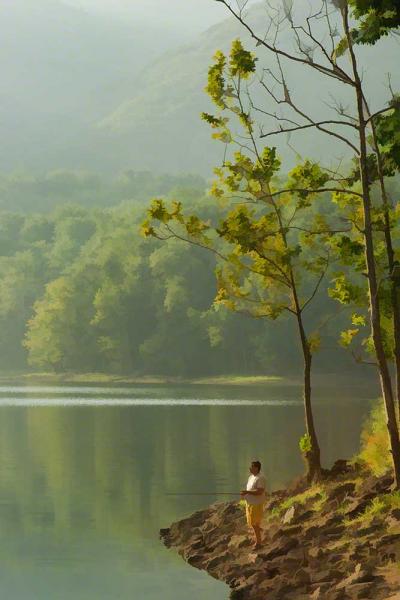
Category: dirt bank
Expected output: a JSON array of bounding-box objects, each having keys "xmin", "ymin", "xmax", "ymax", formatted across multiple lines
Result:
[{"xmin": 160, "ymin": 461, "xmax": 400, "ymax": 599}]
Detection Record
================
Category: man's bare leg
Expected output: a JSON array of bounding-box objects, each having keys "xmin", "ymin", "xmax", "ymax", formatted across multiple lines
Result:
[{"xmin": 252, "ymin": 524, "xmax": 262, "ymax": 548}]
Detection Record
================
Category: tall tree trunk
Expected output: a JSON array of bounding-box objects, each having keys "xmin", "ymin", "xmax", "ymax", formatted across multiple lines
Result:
[
  {"xmin": 358, "ymin": 118, "xmax": 400, "ymax": 488},
  {"xmin": 343, "ymin": 6, "xmax": 400, "ymax": 488},
  {"xmin": 277, "ymin": 194, "xmax": 322, "ymax": 484},
  {"xmin": 303, "ymin": 342, "xmax": 321, "ymax": 483},
  {"xmin": 364, "ymin": 99, "xmax": 400, "ymax": 420},
  {"xmin": 294, "ymin": 298, "xmax": 322, "ymax": 483}
]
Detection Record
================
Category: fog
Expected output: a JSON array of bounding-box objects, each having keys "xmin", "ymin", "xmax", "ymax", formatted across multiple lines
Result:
[{"xmin": 62, "ymin": 0, "xmax": 231, "ymax": 31}]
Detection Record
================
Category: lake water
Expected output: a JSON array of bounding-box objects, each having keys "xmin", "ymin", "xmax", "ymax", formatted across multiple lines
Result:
[{"xmin": 0, "ymin": 379, "xmax": 379, "ymax": 599}]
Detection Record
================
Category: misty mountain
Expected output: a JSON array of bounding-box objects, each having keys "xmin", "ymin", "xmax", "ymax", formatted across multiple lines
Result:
[
  {"xmin": 0, "ymin": 0, "xmax": 183, "ymax": 173},
  {"xmin": 98, "ymin": 3, "xmax": 399, "ymax": 175},
  {"xmin": 1, "ymin": 2, "xmax": 398, "ymax": 177}
]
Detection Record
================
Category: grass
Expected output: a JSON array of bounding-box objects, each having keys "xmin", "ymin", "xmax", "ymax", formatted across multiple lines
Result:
[
  {"xmin": 311, "ymin": 489, "xmax": 328, "ymax": 512},
  {"xmin": 337, "ymin": 499, "xmax": 353, "ymax": 516},
  {"xmin": 343, "ymin": 491, "xmax": 400, "ymax": 527},
  {"xmin": 238, "ymin": 499, "xmax": 247, "ymax": 512},
  {"xmin": 275, "ymin": 484, "xmax": 327, "ymax": 515}
]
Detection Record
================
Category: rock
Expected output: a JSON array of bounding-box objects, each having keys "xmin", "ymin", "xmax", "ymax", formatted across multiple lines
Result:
[
  {"xmin": 206, "ymin": 554, "xmax": 229, "ymax": 571},
  {"xmin": 263, "ymin": 565, "xmax": 280, "ymax": 579},
  {"xmin": 310, "ymin": 587, "xmax": 321, "ymax": 599},
  {"xmin": 272, "ymin": 524, "xmax": 302, "ymax": 540},
  {"xmin": 187, "ymin": 552, "xmax": 204, "ymax": 566},
  {"xmin": 309, "ymin": 546, "xmax": 324, "ymax": 559},
  {"xmin": 345, "ymin": 495, "xmax": 375, "ymax": 519},
  {"xmin": 312, "ymin": 568, "xmax": 343, "ymax": 584},
  {"xmin": 356, "ymin": 474, "xmax": 393, "ymax": 496},
  {"xmin": 324, "ymin": 524, "xmax": 346, "ymax": 536},
  {"xmin": 376, "ymin": 475, "xmax": 394, "ymax": 491},
  {"xmin": 260, "ymin": 536, "xmax": 299, "ymax": 561},
  {"xmin": 329, "ymin": 459, "xmax": 352, "ymax": 477},
  {"xmin": 328, "ymin": 482, "xmax": 356, "ymax": 502},
  {"xmin": 159, "ymin": 527, "xmax": 171, "ymax": 546},
  {"xmin": 336, "ymin": 563, "xmax": 377, "ymax": 590},
  {"xmin": 304, "ymin": 524, "xmax": 322, "ymax": 541},
  {"xmin": 345, "ymin": 581, "xmax": 377, "ymax": 599},
  {"xmin": 222, "ymin": 503, "xmax": 242, "ymax": 517},
  {"xmin": 293, "ymin": 568, "xmax": 311, "ymax": 584},
  {"xmin": 378, "ymin": 533, "xmax": 400, "ymax": 547},
  {"xmin": 390, "ymin": 508, "xmax": 400, "ymax": 521},
  {"xmin": 230, "ymin": 586, "xmax": 248, "ymax": 599},
  {"xmin": 295, "ymin": 509, "xmax": 316, "ymax": 524},
  {"xmin": 283, "ymin": 505, "xmax": 296, "ymax": 524},
  {"xmin": 353, "ymin": 522, "xmax": 382, "ymax": 537},
  {"xmin": 328, "ymin": 587, "xmax": 348, "ymax": 599},
  {"xmin": 323, "ymin": 514, "xmax": 344, "ymax": 527},
  {"xmin": 228, "ymin": 534, "xmax": 250, "ymax": 550}
]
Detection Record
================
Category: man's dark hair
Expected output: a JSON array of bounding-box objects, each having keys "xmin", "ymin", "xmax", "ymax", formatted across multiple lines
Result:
[{"xmin": 252, "ymin": 460, "xmax": 261, "ymax": 473}]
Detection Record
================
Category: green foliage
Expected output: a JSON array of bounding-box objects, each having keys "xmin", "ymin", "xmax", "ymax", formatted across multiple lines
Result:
[
  {"xmin": 352, "ymin": 314, "xmax": 366, "ymax": 326},
  {"xmin": 205, "ymin": 50, "xmax": 227, "ymax": 109},
  {"xmin": 340, "ymin": 328, "xmax": 360, "ymax": 348},
  {"xmin": 374, "ymin": 96, "xmax": 400, "ymax": 174},
  {"xmin": 299, "ymin": 433, "xmax": 312, "ymax": 454},
  {"xmin": 333, "ymin": 36, "xmax": 349, "ymax": 60},
  {"xmin": 350, "ymin": 0, "xmax": 400, "ymax": 45},
  {"xmin": 229, "ymin": 39, "xmax": 257, "ymax": 78},
  {"xmin": 357, "ymin": 399, "xmax": 391, "ymax": 475},
  {"xmin": 329, "ymin": 274, "xmax": 366, "ymax": 305},
  {"xmin": 288, "ymin": 160, "xmax": 330, "ymax": 201}
]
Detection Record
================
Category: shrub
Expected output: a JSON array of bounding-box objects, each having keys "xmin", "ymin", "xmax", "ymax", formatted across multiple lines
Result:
[{"xmin": 357, "ymin": 399, "xmax": 391, "ymax": 476}]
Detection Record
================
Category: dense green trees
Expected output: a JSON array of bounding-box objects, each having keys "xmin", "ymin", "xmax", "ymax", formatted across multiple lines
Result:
[
  {"xmin": 1, "ymin": 199, "xmax": 316, "ymax": 376},
  {"xmin": 0, "ymin": 170, "xmax": 205, "ymax": 213}
]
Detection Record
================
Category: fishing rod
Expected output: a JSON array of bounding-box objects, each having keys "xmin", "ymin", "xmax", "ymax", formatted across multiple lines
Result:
[{"xmin": 166, "ymin": 492, "xmax": 241, "ymax": 496}]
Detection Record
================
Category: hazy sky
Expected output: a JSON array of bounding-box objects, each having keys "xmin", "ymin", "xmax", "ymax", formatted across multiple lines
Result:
[{"xmin": 63, "ymin": 0, "xmax": 233, "ymax": 31}]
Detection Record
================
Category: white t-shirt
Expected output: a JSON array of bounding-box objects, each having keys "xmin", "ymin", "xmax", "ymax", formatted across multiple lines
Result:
[{"xmin": 245, "ymin": 473, "xmax": 267, "ymax": 505}]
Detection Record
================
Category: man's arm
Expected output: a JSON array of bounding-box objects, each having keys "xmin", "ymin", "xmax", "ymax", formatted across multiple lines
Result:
[{"xmin": 240, "ymin": 488, "xmax": 264, "ymax": 496}]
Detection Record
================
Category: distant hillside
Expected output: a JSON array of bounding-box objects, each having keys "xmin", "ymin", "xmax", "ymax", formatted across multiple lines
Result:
[
  {"xmin": 0, "ymin": 0, "xmax": 183, "ymax": 173},
  {"xmin": 1, "ymin": 2, "xmax": 398, "ymax": 177},
  {"xmin": 95, "ymin": 15, "xmax": 248, "ymax": 175},
  {"xmin": 97, "ymin": 4, "xmax": 399, "ymax": 175}
]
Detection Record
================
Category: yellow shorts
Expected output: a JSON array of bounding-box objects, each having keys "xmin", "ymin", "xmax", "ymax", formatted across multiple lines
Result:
[{"xmin": 245, "ymin": 502, "xmax": 264, "ymax": 527}]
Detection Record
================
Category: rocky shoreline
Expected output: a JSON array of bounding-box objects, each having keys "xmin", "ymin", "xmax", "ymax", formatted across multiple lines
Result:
[{"xmin": 160, "ymin": 461, "xmax": 400, "ymax": 599}]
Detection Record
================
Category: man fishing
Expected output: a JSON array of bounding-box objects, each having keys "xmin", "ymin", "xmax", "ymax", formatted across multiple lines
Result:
[{"xmin": 240, "ymin": 460, "xmax": 267, "ymax": 550}]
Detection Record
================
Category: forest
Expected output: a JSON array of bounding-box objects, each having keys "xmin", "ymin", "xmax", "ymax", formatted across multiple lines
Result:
[{"xmin": 0, "ymin": 180, "xmax": 350, "ymax": 377}]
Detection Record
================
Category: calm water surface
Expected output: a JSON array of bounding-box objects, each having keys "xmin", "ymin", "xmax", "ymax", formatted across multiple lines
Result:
[{"xmin": 0, "ymin": 379, "xmax": 379, "ymax": 599}]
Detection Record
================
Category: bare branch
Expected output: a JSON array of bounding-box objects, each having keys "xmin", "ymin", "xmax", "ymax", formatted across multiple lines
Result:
[
  {"xmin": 259, "ymin": 66, "xmax": 360, "ymax": 154},
  {"xmin": 260, "ymin": 118, "xmax": 358, "ymax": 139},
  {"xmin": 269, "ymin": 187, "xmax": 363, "ymax": 198},
  {"xmin": 301, "ymin": 253, "xmax": 330, "ymax": 312},
  {"xmin": 351, "ymin": 349, "xmax": 378, "ymax": 368},
  {"xmin": 215, "ymin": 0, "xmax": 354, "ymax": 85}
]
